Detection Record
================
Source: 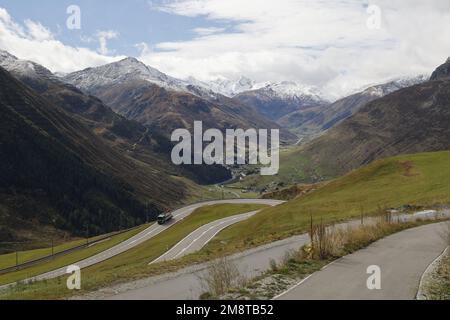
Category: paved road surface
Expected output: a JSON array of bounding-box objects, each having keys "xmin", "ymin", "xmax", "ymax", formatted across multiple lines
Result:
[
  {"xmin": 0, "ymin": 199, "xmax": 282, "ymax": 290},
  {"xmin": 99, "ymin": 234, "xmax": 310, "ymax": 300},
  {"xmin": 151, "ymin": 211, "xmax": 259, "ymax": 264},
  {"xmin": 277, "ymin": 222, "xmax": 449, "ymax": 300},
  {"xmin": 96, "ymin": 211, "xmax": 449, "ymax": 300}
]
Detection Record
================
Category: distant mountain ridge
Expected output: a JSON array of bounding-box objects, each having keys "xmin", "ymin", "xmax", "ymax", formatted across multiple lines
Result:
[
  {"xmin": 0, "ymin": 50, "xmax": 232, "ymax": 185},
  {"xmin": 63, "ymin": 57, "xmax": 296, "ymax": 142},
  {"xmin": 283, "ymin": 75, "xmax": 429, "ymax": 140},
  {"xmin": 233, "ymin": 81, "xmax": 329, "ymax": 124},
  {"xmin": 65, "ymin": 57, "xmax": 190, "ymax": 94},
  {"xmin": 0, "ymin": 51, "xmax": 55, "ymax": 80},
  {"xmin": 292, "ymin": 60, "xmax": 450, "ymax": 180}
]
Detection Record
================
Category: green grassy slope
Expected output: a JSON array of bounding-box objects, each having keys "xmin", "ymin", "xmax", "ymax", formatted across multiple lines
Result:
[
  {"xmin": 0, "ymin": 203, "xmax": 267, "ymax": 298},
  {"xmin": 230, "ymin": 146, "xmax": 326, "ymax": 192},
  {"xmin": 0, "ymin": 225, "xmax": 149, "ymax": 286},
  {"xmin": 4, "ymin": 151, "xmax": 450, "ymax": 299},
  {"xmin": 0, "ymin": 231, "xmax": 139, "ymax": 270},
  {"xmin": 207, "ymin": 150, "xmax": 450, "ymax": 252}
]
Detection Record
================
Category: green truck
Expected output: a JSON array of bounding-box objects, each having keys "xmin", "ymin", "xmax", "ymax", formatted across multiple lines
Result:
[{"xmin": 157, "ymin": 212, "xmax": 174, "ymax": 225}]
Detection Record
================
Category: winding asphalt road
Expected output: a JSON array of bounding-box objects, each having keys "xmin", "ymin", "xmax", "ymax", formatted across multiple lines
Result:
[
  {"xmin": 90, "ymin": 211, "xmax": 449, "ymax": 300},
  {"xmin": 93, "ymin": 233, "xmax": 311, "ymax": 300},
  {"xmin": 0, "ymin": 199, "xmax": 283, "ymax": 290},
  {"xmin": 151, "ymin": 211, "xmax": 260, "ymax": 264},
  {"xmin": 276, "ymin": 222, "xmax": 449, "ymax": 300}
]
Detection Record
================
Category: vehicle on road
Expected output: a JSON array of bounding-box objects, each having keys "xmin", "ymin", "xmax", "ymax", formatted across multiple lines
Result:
[{"xmin": 157, "ymin": 212, "xmax": 174, "ymax": 225}]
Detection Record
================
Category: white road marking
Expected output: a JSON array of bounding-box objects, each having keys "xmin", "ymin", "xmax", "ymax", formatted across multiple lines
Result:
[
  {"xmin": 0, "ymin": 199, "xmax": 283, "ymax": 291},
  {"xmin": 272, "ymin": 274, "xmax": 314, "ymax": 300},
  {"xmin": 152, "ymin": 211, "xmax": 258, "ymax": 263}
]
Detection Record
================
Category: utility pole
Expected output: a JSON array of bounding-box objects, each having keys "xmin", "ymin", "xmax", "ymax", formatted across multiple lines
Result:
[{"xmin": 51, "ymin": 239, "xmax": 54, "ymax": 257}]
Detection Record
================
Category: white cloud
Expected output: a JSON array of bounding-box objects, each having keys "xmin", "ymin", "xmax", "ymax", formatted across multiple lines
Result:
[
  {"xmin": 0, "ymin": 7, "xmax": 122, "ymax": 73},
  {"xmin": 140, "ymin": 0, "xmax": 450, "ymax": 99},
  {"xmin": 192, "ymin": 27, "xmax": 225, "ymax": 36},
  {"xmin": 1, "ymin": 2, "xmax": 449, "ymax": 99},
  {"xmin": 24, "ymin": 20, "xmax": 54, "ymax": 41}
]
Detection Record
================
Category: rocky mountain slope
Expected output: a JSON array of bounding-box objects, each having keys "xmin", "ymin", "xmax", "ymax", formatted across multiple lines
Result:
[
  {"xmin": 431, "ymin": 57, "xmax": 450, "ymax": 80},
  {"xmin": 295, "ymin": 63, "xmax": 450, "ymax": 179},
  {"xmin": 0, "ymin": 65, "xmax": 194, "ymax": 245},
  {"xmin": 0, "ymin": 51, "xmax": 231, "ymax": 185},
  {"xmin": 234, "ymin": 81, "xmax": 329, "ymax": 124},
  {"xmin": 282, "ymin": 75, "xmax": 428, "ymax": 140},
  {"xmin": 63, "ymin": 58, "xmax": 295, "ymax": 142}
]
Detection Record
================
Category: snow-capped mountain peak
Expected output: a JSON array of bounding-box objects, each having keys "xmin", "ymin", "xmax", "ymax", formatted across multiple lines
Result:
[
  {"xmin": 0, "ymin": 50, "xmax": 17, "ymax": 64},
  {"xmin": 255, "ymin": 81, "xmax": 326, "ymax": 102},
  {"xmin": 188, "ymin": 76, "xmax": 327, "ymax": 102},
  {"xmin": 363, "ymin": 74, "xmax": 429, "ymax": 98},
  {"xmin": 233, "ymin": 76, "xmax": 255, "ymax": 92},
  {"xmin": 0, "ymin": 50, "xmax": 54, "ymax": 79},
  {"xmin": 197, "ymin": 77, "xmax": 250, "ymax": 97},
  {"xmin": 64, "ymin": 57, "xmax": 191, "ymax": 94}
]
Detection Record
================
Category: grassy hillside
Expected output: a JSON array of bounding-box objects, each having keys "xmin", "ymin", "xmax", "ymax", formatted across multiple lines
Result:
[
  {"xmin": 296, "ymin": 78, "xmax": 450, "ymax": 177},
  {"xmin": 0, "ymin": 203, "xmax": 267, "ymax": 297},
  {"xmin": 0, "ymin": 225, "xmax": 149, "ymax": 286},
  {"xmin": 235, "ymin": 76, "xmax": 450, "ymax": 193},
  {"xmin": 229, "ymin": 146, "xmax": 327, "ymax": 192},
  {"xmin": 207, "ymin": 150, "xmax": 450, "ymax": 252},
  {"xmin": 4, "ymin": 148, "xmax": 450, "ymax": 299}
]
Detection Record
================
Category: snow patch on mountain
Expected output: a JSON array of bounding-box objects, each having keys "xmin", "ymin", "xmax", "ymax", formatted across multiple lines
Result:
[
  {"xmin": 358, "ymin": 75, "xmax": 429, "ymax": 98},
  {"xmin": 0, "ymin": 50, "xmax": 54, "ymax": 79},
  {"xmin": 251, "ymin": 81, "xmax": 326, "ymax": 102},
  {"xmin": 64, "ymin": 57, "xmax": 191, "ymax": 93},
  {"xmin": 62, "ymin": 57, "xmax": 226, "ymax": 101},
  {"xmin": 187, "ymin": 76, "xmax": 327, "ymax": 103}
]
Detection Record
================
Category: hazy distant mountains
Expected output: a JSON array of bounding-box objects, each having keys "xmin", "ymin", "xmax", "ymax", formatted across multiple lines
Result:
[
  {"xmin": 285, "ymin": 75, "xmax": 428, "ymax": 140},
  {"xmin": 186, "ymin": 72, "xmax": 429, "ymax": 143},
  {"xmin": 234, "ymin": 82, "xmax": 328, "ymax": 123},
  {"xmin": 63, "ymin": 58, "xmax": 296, "ymax": 143},
  {"xmin": 294, "ymin": 58, "xmax": 450, "ymax": 179}
]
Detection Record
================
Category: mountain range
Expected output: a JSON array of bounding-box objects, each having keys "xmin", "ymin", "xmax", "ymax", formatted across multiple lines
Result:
[
  {"xmin": 62, "ymin": 58, "xmax": 296, "ymax": 143},
  {"xmin": 234, "ymin": 81, "xmax": 328, "ymax": 123},
  {"xmin": 285, "ymin": 59, "xmax": 450, "ymax": 182},
  {"xmin": 282, "ymin": 75, "xmax": 429, "ymax": 141},
  {"xmin": 2, "ymin": 47, "xmax": 449, "ymax": 247},
  {"xmin": 0, "ymin": 52, "xmax": 232, "ymax": 246},
  {"xmin": 0, "ymin": 65, "xmax": 185, "ymax": 244},
  {"xmin": 0, "ymin": 51, "xmax": 231, "ymax": 184}
]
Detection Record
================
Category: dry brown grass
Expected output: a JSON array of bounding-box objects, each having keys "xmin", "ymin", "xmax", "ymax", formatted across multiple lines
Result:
[
  {"xmin": 305, "ymin": 217, "xmax": 412, "ymax": 261},
  {"xmin": 200, "ymin": 216, "xmax": 450, "ymax": 300},
  {"xmin": 308, "ymin": 220, "xmax": 341, "ymax": 260},
  {"xmin": 198, "ymin": 257, "xmax": 247, "ymax": 299}
]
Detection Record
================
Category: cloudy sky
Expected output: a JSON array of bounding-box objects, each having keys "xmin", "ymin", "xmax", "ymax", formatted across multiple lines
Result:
[{"xmin": 0, "ymin": 0, "xmax": 449, "ymax": 99}]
